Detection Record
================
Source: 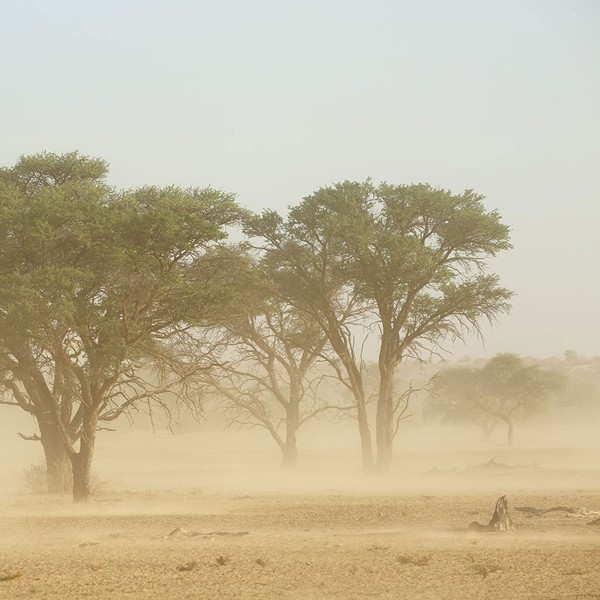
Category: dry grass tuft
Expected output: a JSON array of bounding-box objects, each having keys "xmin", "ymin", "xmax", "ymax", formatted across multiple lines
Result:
[
  {"xmin": 396, "ymin": 554, "xmax": 432, "ymax": 566},
  {"xmin": 472, "ymin": 563, "xmax": 502, "ymax": 578},
  {"xmin": 176, "ymin": 561, "xmax": 198, "ymax": 572},
  {"xmin": 368, "ymin": 543, "xmax": 390, "ymax": 552},
  {"xmin": 0, "ymin": 571, "xmax": 22, "ymax": 582}
]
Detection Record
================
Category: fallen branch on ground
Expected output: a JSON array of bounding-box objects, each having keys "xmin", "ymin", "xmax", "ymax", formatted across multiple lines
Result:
[
  {"xmin": 514, "ymin": 506, "xmax": 600, "ymax": 518},
  {"xmin": 475, "ymin": 457, "xmax": 541, "ymax": 470},
  {"xmin": 164, "ymin": 527, "xmax": 249, "ymax": 539},
  {"xmin": 429, "ymin": 458, "xmax": 541, "ymax": 475}
]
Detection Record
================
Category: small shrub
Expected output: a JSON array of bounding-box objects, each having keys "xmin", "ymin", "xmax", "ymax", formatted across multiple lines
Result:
[
  {"xmin": 472, "ymin": 563, "xmax": 502, "ymax": 578},
  {"xmin": 396, "ymin": 554, "xmax": 432, "ymax": 566},
  {"xmin": 368, "ymin": 544, "xmax": 390, "ymax": 552},
  {"xmin": 176, "ymin": 561, "xmax": 198, "ymax": 572},
  {"xmin": 23, "ymin": 461, "xmax": 105, "ymax": 496},
  {"xmin": 23, "ymin": 461, "xmax": 47, "ymax": 494}
]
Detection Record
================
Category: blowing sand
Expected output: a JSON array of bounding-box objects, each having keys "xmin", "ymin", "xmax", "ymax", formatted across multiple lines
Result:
[{"xmin": 1, "ymin": 423, "xmax": 599, "ymax": 599}]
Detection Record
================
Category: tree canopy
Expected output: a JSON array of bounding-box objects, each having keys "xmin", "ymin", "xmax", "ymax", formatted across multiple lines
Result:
[
  {"xmin": 0, "ymin": 152, "xmax": 243, "ymax": 500},
  {"xmin": 1, "ymin": 153, "xmax": 517, "ymax": 492},
  {"xmin": 246, "ymin": 180, "xmax": 512, "ymax": 468},
  {"xmin": 429, "ymin": 353, "xmax": 565, "ymax": 445}
]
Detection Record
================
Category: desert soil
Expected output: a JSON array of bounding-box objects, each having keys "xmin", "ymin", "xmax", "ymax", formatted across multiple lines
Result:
[{"xmin": 1, "ymin": 490, "xmax": 600, "ymax": 599}]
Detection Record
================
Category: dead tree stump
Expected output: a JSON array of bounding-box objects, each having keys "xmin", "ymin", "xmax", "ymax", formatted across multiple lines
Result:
[{"xmin": 469, "ymin": 495, "xmax": 514, "ymax": 532}]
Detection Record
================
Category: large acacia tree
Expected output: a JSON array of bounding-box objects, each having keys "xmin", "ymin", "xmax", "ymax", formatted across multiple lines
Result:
[
  {"xmin": 247, "ymin": 181, "xmax": 512, "ymax": 470},
  {"xmin": 0, "ymin": 152, "xmax": 242, "ymax": 501},
  {"xmin": 0, "ymin": 152, "xmax": 112, "ymax": 493},
  {"xmin": 245, "ymin": 211, "xmax": 375, "ymax": 469}
]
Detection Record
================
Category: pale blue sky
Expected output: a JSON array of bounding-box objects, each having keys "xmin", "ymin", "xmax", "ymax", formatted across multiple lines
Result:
[{"xmin": 1, "ymin": 0, "xmax": 599, "ymax": 358}]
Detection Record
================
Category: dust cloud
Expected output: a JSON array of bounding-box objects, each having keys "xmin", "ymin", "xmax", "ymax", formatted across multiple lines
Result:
[
  {"xmin": 2, "ymin": 404, "xmax": 600, "ymax": 599},
  {"xmin": 2, "ymin": 403, "xmax": 599, "ymax": 505}
]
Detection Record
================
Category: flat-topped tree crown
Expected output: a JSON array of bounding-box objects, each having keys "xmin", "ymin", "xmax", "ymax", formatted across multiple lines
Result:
[
  {"xmin": 246, "ymin": 180, "xmax": 513, "ymax": 470},
  {"xmin": 0, "ymin": 151, "xmax": 243, "ymax": 500}
]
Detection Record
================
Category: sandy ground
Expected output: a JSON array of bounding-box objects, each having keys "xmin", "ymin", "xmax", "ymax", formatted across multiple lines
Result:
[{"xmin": 1, "ymin": 423, "xmax": 600, "ymax": 599}]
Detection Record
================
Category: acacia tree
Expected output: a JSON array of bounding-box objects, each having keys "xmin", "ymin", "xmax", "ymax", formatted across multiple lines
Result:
[
  {"xmin": 194, "ymin": 254, "xmax": 334, "ymax": 468},
  {"xmin": 0, "ymin": 152, "xmax": 242, "ymax": 501},
  {"xmin": 0, "ymin": 152, "xmax": 111, "ymax": 492},
  {"xmin": 248, "ymin": 181, "xmax": 512, "ymax": 470},
  {"xmin": 245, "ymin": 212, "xmax": 375, "ymax": 469},
  {"xmin": 427, "ymin": 367, "xmax": 499, "ymax": 441},
  {"xmin": 203, "ymin": 301, "xmax": 331, "ymax": 469},
  {"xmin": 429, "ymin": 353, "xmax": 564, "ymax": 446}
]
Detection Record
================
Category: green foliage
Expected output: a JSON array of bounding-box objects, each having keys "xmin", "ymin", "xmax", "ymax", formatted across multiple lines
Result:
[
  {"xmin": 3, "ymin": 151, "xmax": 108, "ymax": 191},
  {"xmin": 247, "ymin": 179, "xmax": 513, "ymax": 464},
  {"xmin": 0, "ymin": 153, "xmax": 243, "ymax": 360},
  {"xmin": 0, "ymin": 150, "xmax": 244, "ymax": 499},
  {"xmin": 248, "ymin": 180, "xmax": 512, "ymax": 361}
]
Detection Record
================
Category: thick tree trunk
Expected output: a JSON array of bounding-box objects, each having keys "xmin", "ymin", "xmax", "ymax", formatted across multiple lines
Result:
[
  {"xmin": 281, "ymin": 419, "xmax": 298, "ymax": 469},
  {"xmin": 39, "ymin": 421, "xmax": 72, "ymax": 494},
  {"xmin": 281, "ymin": 390, "xmax": 300, "ymax": 470},
  {"xmin": 376, "ymin": 363, "xmax": 394, "ymax": 471},
  {"xmin": 281, "ymin": 439, "xmax": 298, "ymax": 469},
  {"xmin": 357, "ymin": 401, "xmax": 374, "ymax": 471},
  {"xmin": 70, "ymin": 413, "xmax": 98, "ymax": 503},
  {"xmin": 71, "ymin": 451, "xmax": 94, "ymax": 503}
]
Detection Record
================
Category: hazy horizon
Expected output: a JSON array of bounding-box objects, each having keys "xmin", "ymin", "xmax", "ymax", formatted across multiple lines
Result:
[{"xmin": 1, "ymin": 0, "xmax": 598, "ymax": 359}]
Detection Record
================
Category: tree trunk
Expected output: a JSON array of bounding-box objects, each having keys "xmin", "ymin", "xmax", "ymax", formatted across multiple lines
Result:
[
  {"xmin": 376, "ymin": 362, "xmax": 394, "ymax": 471},
  {"xmin": 39, "ymin": 420, "xmax": 72, "ymax": 494},
  {"xmin": 281, "ymin": 417, "xmax": 298, "ymax": 470},
  {"xmin": 281, "ymin": 389, "xmax": 300, "ymax": 470},
  {"xmin": 322, "ymin": 317, "xmax": 373, "ymax": 471},
  {"xmin": 357, "ymin": 401, "xmax": 374, "ymax": 471},
  {"xmin": 70, "ymin": 413, "xmax": 98, "ymax": 503},
  {"xmin": 375, "ymin": 408, "xmax": 393, "ymax": 471},
  {"xmin": 281, "ymin": 439, "xmax": 298, "ymax": 469},
  {"xmin": 506, "ymin": 419, "xmax": 514, "ymax": 447},
  {"xmin": 71, "ymin": 452, "xmax": 93, "ymax": 503},
  {"xmin": 494, "ymin": 412, "xmax": 514, "ymax": 447}
]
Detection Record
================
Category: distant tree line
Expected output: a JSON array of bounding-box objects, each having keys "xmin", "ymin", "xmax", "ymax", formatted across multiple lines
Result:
[
  {"xmin": 0, "ymin": 151, "xmax": 512, "ymax": 501},
  {"xmin": 427, "ymin": 353, "xmax": 565, "ymax": 446},
  {"xmin": 427, "ymin": 351, "xmax": 600, "ymax": 444}
]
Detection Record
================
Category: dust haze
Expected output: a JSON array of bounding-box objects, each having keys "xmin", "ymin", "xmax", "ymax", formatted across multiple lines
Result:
[
  {"xmin": 3, "ymin": 405, "xmax": 600, "ymax": 501},
  {"xmin": 2, "ymin": 384, "xmax": 600, "ymax": 599}
]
